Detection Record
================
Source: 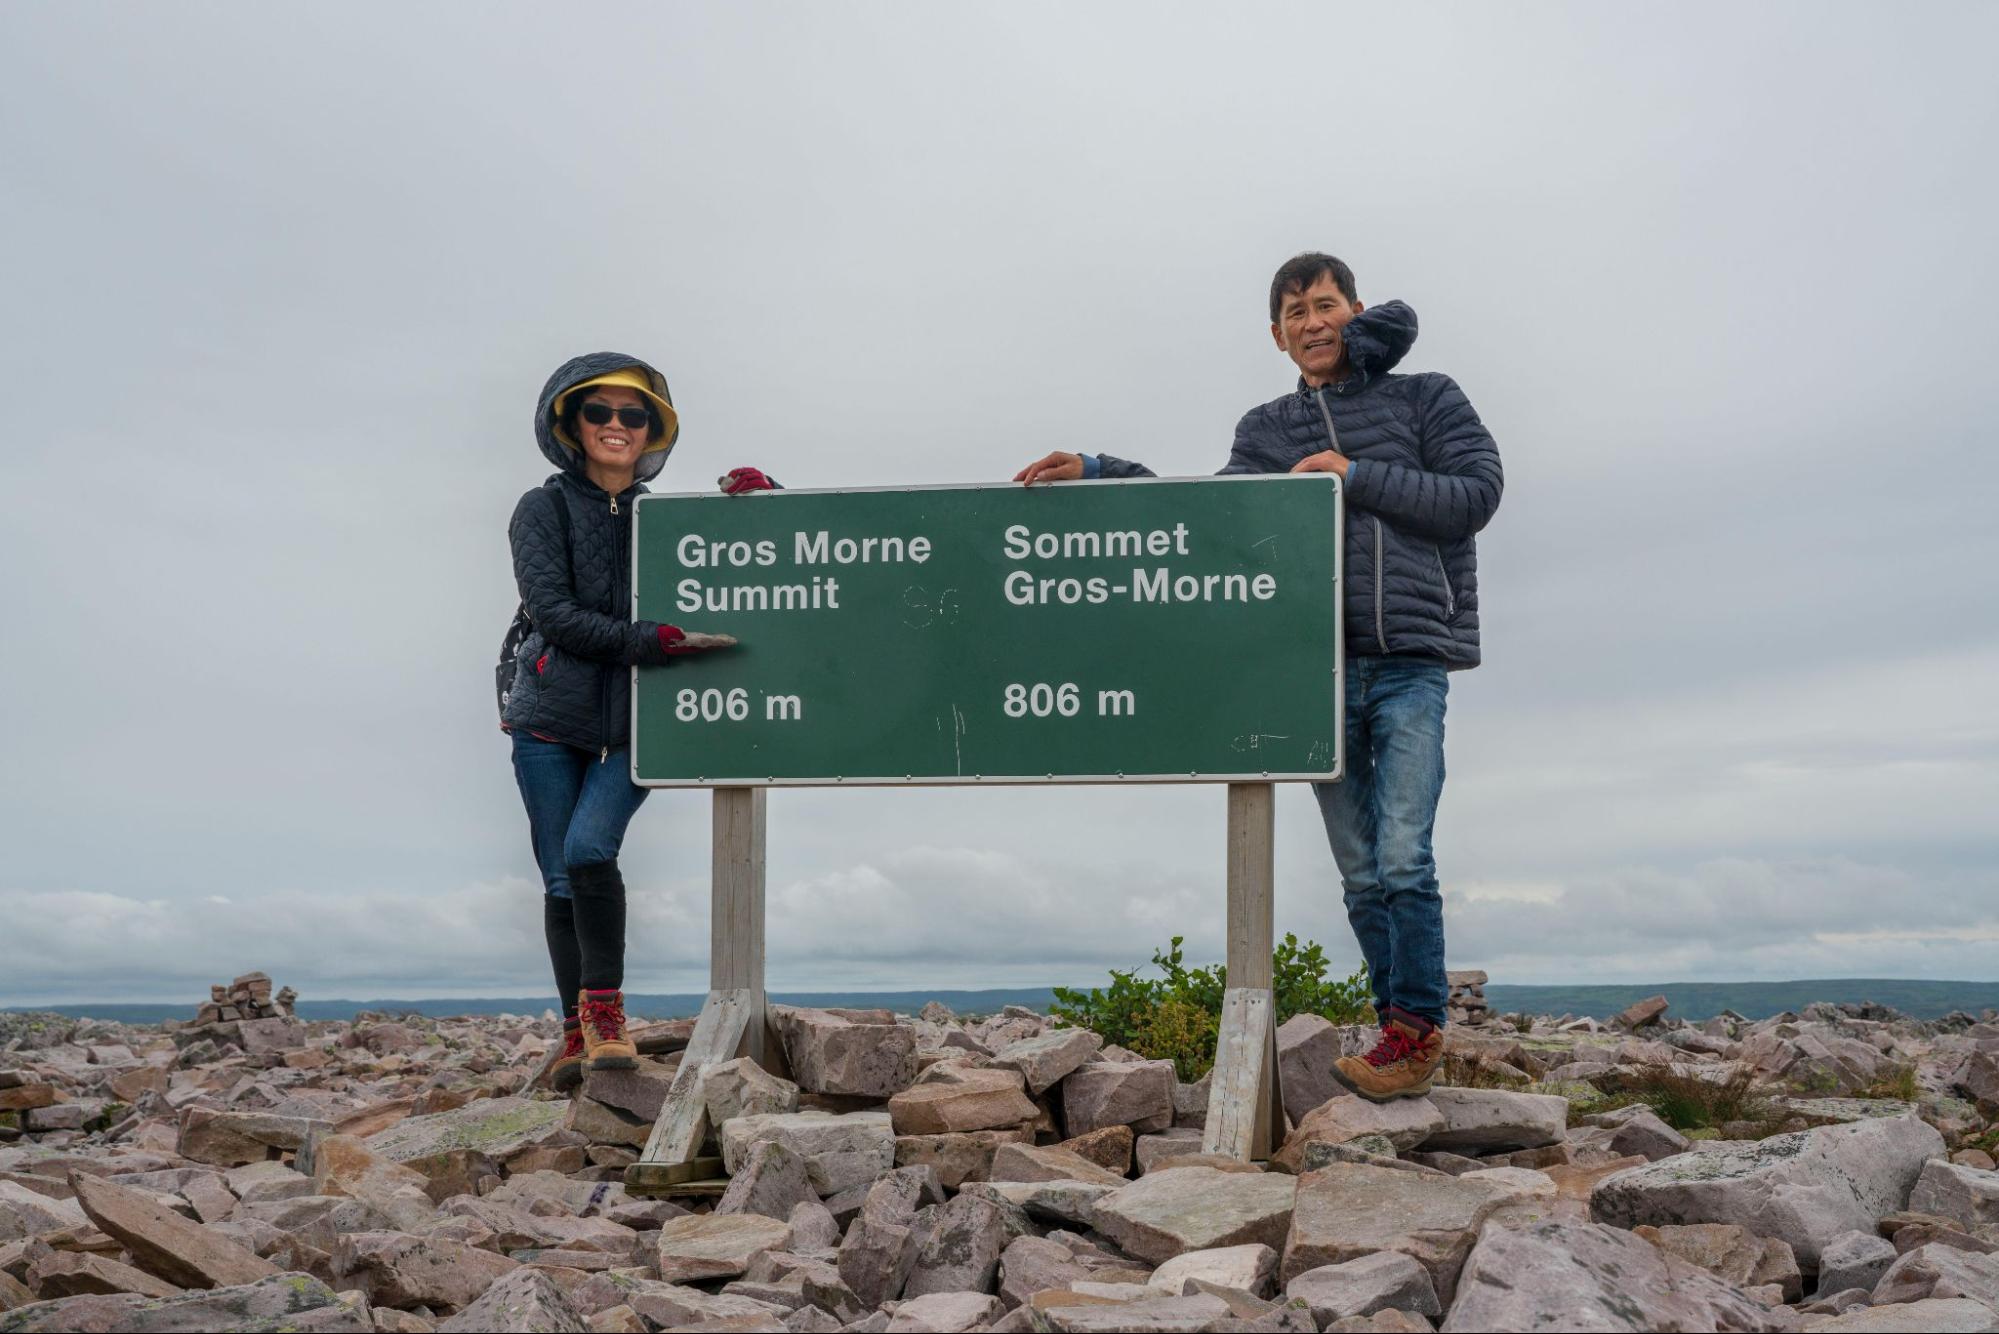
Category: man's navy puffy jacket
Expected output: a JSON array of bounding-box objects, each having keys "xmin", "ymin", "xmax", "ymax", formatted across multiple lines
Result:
[
  {"xmin": 502, "ymin": 353, "xmax": 682, "ymax": 753},
  {"xmin": 1096, "ymin": 302, "xmax": 1502, "ymax": 668}
]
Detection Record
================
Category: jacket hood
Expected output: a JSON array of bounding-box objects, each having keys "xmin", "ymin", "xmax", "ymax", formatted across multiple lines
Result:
[
  {"xmin": 535, "ymin": 352, "xmax": 679, "ymax": 484},
  {"xmin": 1307, "ymin": 299, "xmax": 1418, "ymax": 389}
]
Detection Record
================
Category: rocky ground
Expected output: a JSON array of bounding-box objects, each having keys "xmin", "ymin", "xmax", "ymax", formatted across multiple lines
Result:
[{"xmin": 6, "ymin": 987, "xmax": 1999, "ymax": 1333}]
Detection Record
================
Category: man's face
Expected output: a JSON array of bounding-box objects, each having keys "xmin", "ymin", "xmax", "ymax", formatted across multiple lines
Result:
[{"xmin": 1272, "ymin": 274, "xmax": 1364, "ymax": 386}]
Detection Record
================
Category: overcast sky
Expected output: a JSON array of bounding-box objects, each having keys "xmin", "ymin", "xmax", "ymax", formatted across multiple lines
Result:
[{"xmin": 3, "ymin": 3, "xmax": 1995, "ymax": 1005}]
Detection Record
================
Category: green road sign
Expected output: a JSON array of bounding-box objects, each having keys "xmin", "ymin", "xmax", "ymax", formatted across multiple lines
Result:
[{"xmin": 630, "ymin": 476, "xmax": 1343, "ymax": 786}]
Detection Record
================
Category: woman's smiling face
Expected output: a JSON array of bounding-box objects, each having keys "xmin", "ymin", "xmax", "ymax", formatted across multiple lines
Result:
[{"xmin": 575, "ymin": 385, "xmax": 652, "ymax": 475}]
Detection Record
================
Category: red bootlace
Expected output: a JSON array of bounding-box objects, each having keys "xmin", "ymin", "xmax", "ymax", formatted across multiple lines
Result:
[
  {"xmin": 1363, "ymin": 1025, "xmax": 1421, "ymax": 1068},
  {"xmin": 579, "ymin": 995, "xmax": 624, "ymax": 1043},
  {"xmin": 559, "ymin": 1024, "xmax": 586, "ymax": 1059}
]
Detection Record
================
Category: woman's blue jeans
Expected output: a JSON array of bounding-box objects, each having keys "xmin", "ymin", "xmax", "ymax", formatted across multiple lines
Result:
[
  {"xmin": 510, "ymin": 733, "xmax": 650, "ymax": 899},
  {"xmin": 1312, "ymin": 656, "xmax": 1451, "ymax": 1026}
]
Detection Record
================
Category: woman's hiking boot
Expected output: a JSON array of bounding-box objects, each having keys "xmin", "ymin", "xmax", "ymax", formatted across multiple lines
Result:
[
  {"xmin": 578, "ymin": 989, "xmax": 637, "ymax": 1070},
  {"xmin": 550, "ymin": 1017, "xmax": 586, "ymax": 1092},
  {"xmin": 1334, "ymin": 1010, "xmax": 1444, "ymax": 1102}
]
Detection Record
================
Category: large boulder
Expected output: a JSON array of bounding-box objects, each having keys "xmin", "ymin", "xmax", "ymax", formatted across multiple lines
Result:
[
  {"xmin": 1909, "ymin": 1160, "xmax": 1999, "ymax": 1234},
  {"xmin": 721, "ymin": 1110, "xmax": 897, "ymax": 1195},
  {"xmin": 1281, "ymin": 1162, "xmax": 1503, "ymax": 1306},
  {"xmin": 991, "ymin": 1028, "xmax": 1104, "ymax": 1096},
  {"xmin": 703, "ymin": 1057, "xmax": 800, "ymax": 1127},
  {"xmin": 1872, "ymin": 1243, "xmax": 1999, "ymax": 1308},
  {"xmin": 0, "ymin": 1272, "xmax": 366, "ymax": 1334},
  {"xmin": 715, "ymin": 1140, "xmax": 814, "ymax": 1222},
  {"xmin": 839, "ymin": 1168, "xmax": 933, "ymax": 1307},
  {"xmin": 176, "ymin": 1107, "xmax": 329, "ymax": 1167},
  {"xmin": 886, "ymin": 1291, "xmax": 1007, "ymax": 1333},
  {"xmin": 888, "ymin": 1067, "xmax": 1037, "ymax": 1136},
  {"xmin": 1633, "ymin": 1222, "xmax": 1801, "ymax": 1301},
  {"xmin": 1272, "ymin": 1094, "xmax": 1447, "ymax": 1172},
  {"xmin": 903, "ymin": 1194, "xmax": 1011, "ymax": 1298},
  {"xmin": 655, "ymin": 1212, "xmax": 791, "ymax": 1283},
  {"xmin": 361, "ymin": 1096, "xmax": 567, "ymax": 1198},
  {"xmin": 1590, "ymin": 1113, "xmax": 1945, "ymax": 1268},
  {"xmin": 990, "ymin": 1142, "xmax": 1128, "ymax": 1186},
  {"xmin": 437, "ymin": 1267, "xmax": 587, "ymax": 1333},
  {"xmin": 1277, "ymin": 1015, "xmax": 1371, "ymax": 1127},
  {"xmin": 1062, "ymin": 1060, "xmax": 1175, "ymax": 1137},
  {"xmin": 335, "ymin": 1232, "xmax": 521, "ymax": 1310},
  {"xmin": 1147, "ymin": 1243, "xmax": 1279, "ymax": 1298},
  {"xmin": 69, "ymin": 1172, "xmax": 278, "ymax": 1290},
  {"xmin": 1090, "ymin": 1166, "xmax": 1297, "ymax": 1264},
  {"xmin": 1418, "ymin": 1088, "xmax": 1567, "ymax": 1153},
  {"xmin": 770, "ymin": 1006, "xmax": 917, "ymax": 1098},
  {"xmin": 1802, "ymin": 1299, "xmax": 1999, "ymax": 1332},
  {"xmin": 1285, "ymin": 1251, "xmax": 1440, "ymax": 1325},
  {"xmin": 1443, "ymin": 1218, "xmax": 1789, "ymax": 1332}
]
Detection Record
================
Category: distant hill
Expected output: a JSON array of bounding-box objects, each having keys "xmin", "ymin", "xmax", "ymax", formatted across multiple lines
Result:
[{"xmin": 9, "ymin": 979, "xmax": 1999, "ymax": 1026}]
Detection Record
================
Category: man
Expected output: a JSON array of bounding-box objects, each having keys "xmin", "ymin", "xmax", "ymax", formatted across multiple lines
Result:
[{"xmin": 1013, "ymin": 253, "xmax": 1502, "ymax": 1100}]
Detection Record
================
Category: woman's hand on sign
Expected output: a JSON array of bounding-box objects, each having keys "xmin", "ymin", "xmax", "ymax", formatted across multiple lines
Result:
[
  {"xmin": 657, "ymin": 625, "xmax": 739, "ymax": 655},
  {"xmin": 1015, "ymin": 451, "xmax": 1085, "ymax": 485},
  {"xmin": 1290, "ymin": 450, "xmax": 1352, "ymax": 478},
  {"xmin": 718, "ymin": 466, "xmax": 777, "ymax": 495}
]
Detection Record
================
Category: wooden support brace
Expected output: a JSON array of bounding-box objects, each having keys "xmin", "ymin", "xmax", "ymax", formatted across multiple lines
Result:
[
  {"xmin": 1202, "ymin": 782, "xmax": 1283, "ymax": 1161},
  {"xmin": 625, "ymin": 987, "xmax": 753, "ymax": 1194}
]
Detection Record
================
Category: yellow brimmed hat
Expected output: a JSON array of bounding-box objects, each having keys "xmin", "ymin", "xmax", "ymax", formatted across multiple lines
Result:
[{"xmin": 552, "ymin": 368, "xmax": 679, "ymax": 453}]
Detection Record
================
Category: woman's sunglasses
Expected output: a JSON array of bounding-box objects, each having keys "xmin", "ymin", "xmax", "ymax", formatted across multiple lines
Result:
[{"xmin": 580, "ymin": 402, "xmax": 652, "ymax": 430}]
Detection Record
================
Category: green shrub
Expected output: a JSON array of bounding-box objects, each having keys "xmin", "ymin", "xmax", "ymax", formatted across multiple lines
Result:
[{"xmin": 1049, "ymin": 934, "xmax": 1372, "ymax": 1080}]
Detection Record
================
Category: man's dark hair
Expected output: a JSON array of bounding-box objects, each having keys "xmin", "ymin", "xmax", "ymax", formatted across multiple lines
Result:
[{"xmin": 1269, "ymin": 252, "xmax": 1358, "ymax": 323}]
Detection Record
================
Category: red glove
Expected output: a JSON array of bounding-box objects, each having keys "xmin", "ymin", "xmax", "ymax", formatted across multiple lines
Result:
[
  {"xmin": 719, "ymin": 466, "xmax": 777, "ymax": 495},
  {"xmin": 657, "ymin": 625, "xmax": 738, "ymax": 656}
]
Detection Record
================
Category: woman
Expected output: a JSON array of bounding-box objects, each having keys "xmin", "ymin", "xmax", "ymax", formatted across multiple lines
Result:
[{"xmin": 503, "ymin": 352, "xmax": 772, "ymax": 1089}]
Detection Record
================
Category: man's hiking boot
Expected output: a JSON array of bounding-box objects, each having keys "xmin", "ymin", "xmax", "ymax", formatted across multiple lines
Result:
[
  {"xmin": 1334, "ymin": 1010, "xmax": 1444, "ymax": 1102},
  {"xmin": 577, "ymin": 989, "xmax": 637, "ymax": 1070},
  {"xmin": 550, "ymin": 1017, "xmax": 586, "ymax": 1092}
]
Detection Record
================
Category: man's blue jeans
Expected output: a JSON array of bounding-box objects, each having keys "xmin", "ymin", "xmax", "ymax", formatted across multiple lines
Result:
[
  {"xmin": 1313, "ymin": 655, "xmax": 1450, "ymax": 1026},
  {"xmin": 511, "ymin": 733, "xmax": 651, "ymax": 899}
]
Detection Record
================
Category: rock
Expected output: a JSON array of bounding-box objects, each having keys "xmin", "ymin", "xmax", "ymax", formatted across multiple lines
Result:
[
  {"xmin": 990, "ymin": 1029, "xmax": 1103, "ymax": 1096},
  {"xmin": 903, "ymin": 1194, "xmax": 1009, "ymax": 1298},
  {"xmin": 1063, "ymin": 1061, "xmax": 1176, "ymax": 1137},
  {"xmin": 1601, "ymin": 1107, "xmax": 1692, "ymax": 1162},
  {"xmin": 705, "ymin": 1059, "xmax": 801, "ymax": 1128},
  {"xmin": 994, "ymin": 1235, "xmax": 1095, "ymax": 1309},
  {"xmin": 1417, "ymin": 1089, "xmax": 1566, "ymax": 1154},
  {"xmin": 0, "ymin": 1181, "xmax": 88, "ymax": 1240},
  {"xmin": 839, "ymin": 1170, "xmax": 931, "ymax": 1308},
  {"xmin": 563, "ymin": 1097, "xmax": 651, "ymax": 1150},
  {"xmin": 0, "ymin": 1271, "xmax": 367, "ymax": 1333},
  {"xmin": 1911, "ymin": 1160, "xmax": 1999, "ymax": 1234},
  {"xmin": 68, "ymin": 1171, "xmax": 279, "ymax": 1290},
  {"xmin": 1872, "ymin": 1243, "xmax": 1999, "ymax": 1307},
  {"xmin": 1147, "ymin": 1243, "xmax": 1278, "ymax": 1298},
  {"xmin": 236, "ymin": 1016, "xmax": 308, "ymax": 1054},
  {"xmin": 1091, "ymin": 1166, "xmax": 1298, "ymax": 1264},
  {"xmin": 1285, "ymin": 1251, "xmax": 1440, "ymax": 1324},
  {"xmin": 1272, "ymin": 1095, "xmax": 1448, "ymax": 1172},
  {"xmin": 1173, "ymin": 1072, "xmax": 1211, "ymax": 1131},
  {"xmin": 1817, "ymin": 1229, "xmax": 1898, "ymax": 1297},
  {"xmin": 787, "ymin": 1200, "xmax": 841, "ymax": 1252},
  {"xmin": 721, "ymin": 1112, "xmax": 897, "ymax": 1196},
  {"xmin": 175, "ymin": 1107, "xmax": 328, "ymax": 1167},
  {"xmin": 335, "ymin": 1231, "xmax": 521, "ymax": 1309},
  {"xmin": 581, "ymin": 1058, "xmax": 678, "ymax": 1123},
  {"xmin": 570, "ymin": 1276, "xmax": 787, "ymax": 1329},
  {"xmin": 25, "ymin": 1249, "xmax": 181, "ymax": 1300},
  {"xmin": 363, "ymin": 1097, "xmax": 567, "ymax": 1197},
  {"xmin": 655, "ymin": 1213, "xmax": 791, "ymax": 1283},
  {"xmin": 1032, "ymin": 1291, "xmax": 1234, "ymax": 1332},
  {"xmin": 1060, "ymin": 1126, "xmax": 1135, "ymax": 1176},
  {"xmin": 888, "ymin": 1067, "xmax": 1037, "ymax": 1136},
  {"xmin": 959, "ymin": 1179, "xmax": 1118, "ymax": 1228},
  {"xmin": 884, "ymin": 1291, "xmax": 1005, "ymax": 1332},
  {"xmin": 437, "ymin": 1267, "xmax": 587, "ymax": 1332},
  {"xmin": 990, "ymin": 1142, "xmax": 1127, "ymax": 1186},
  {"xmin": 770, "ymin": 1007, "xmax": 917, "ymax": 1099},
  {"xmin": 309, "ymin": 1134, "xmax": 437, "ymax": 1233},
  {"xmin": 0, "ymin": 1087, "xmax": 57, "ymax": 1113},
  {"xmin": 1802, "ymin": 1298, "xmax": 1999, "ymax": 1331},
  {"xmin": 716, "ymin": 1141, "xmax": 815, "ymax": 1222},
  {"xmin": 1632, "ymin": 1222, "xmax": 1802, "ymax": 1301},
  {"xmin": 1281, "ymin": 1163, "xmax": 1503, "ymax": 1305},
  {"xmin": 1616, "ymin": 995, "xmax": 1670, "ymax": 1030},
  {"xmin": 894, "ymin": 1128, "xmax": 1032, "ymax": 1189},
  {"xmin": 1589, "ymin": 1113, "xmax": 1946, "ymax": 1268},
  {"xmin": 1443, "ymin": 1217, "xmax": 1786, "ymax": 1332},
  {"xmin": 1276, "ymin": 1014, "xmax": 1351, "ymax": 1127},
  {"xmin": 1135, "ymin": 1128, "xmax": 1207, "ymax": 1173}
]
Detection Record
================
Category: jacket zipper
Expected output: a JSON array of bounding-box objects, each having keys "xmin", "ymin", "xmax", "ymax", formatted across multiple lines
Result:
[
  {"xmin": 1435, "ymin": 547, "xmax": 1457, "ymax": 618},
  {"xmin": 1315, "ymin": 389, "xmax": 1389, "ymax": 653},
  {"xmin": 600, "ymin": 488, "xmax": 628, "ymax": 762}
]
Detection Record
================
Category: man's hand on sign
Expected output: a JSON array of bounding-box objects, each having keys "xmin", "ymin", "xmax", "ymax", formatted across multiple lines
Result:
[
  {"xmin": 718, "ymin": 466, "xmax": 777, "ymax": 495},
  {"xmin": 1015, "ymin": 451, "xmax": 1085, "ymax": 485},
  {"xmin": 1290, "ymin": 450, "xmax": 1352, "ymax": 479},
  {"xmin": 657, "ymin": 625, "xmax": 739, "ymax": 655}
]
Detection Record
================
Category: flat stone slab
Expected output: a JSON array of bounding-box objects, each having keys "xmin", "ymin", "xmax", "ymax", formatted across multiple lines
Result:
[
  {"xmin": 1286, "ymin": 1251, "xmax": 1440, "ymax": 1325},
  {"xmin": 1418, "ymin": 1088, "xmax": 1567, "ymax": 1153},
  {"xmin": 1147, "ymin": 1243, "xmax": 1278, "ymax": 1298},
  {"xmin": 721, "ymin": 1111, "xmax": 896, "ymax": 1195},
  {"xmin": 1910, "ymin": 1160, "xmax": 1999, "ymax": 1234},
  {"xmin": 656, "ymin": 1212, "xmax": 792, "ymax": 1283},
  {"xmin": 1590, "ymin": 1113, "xmax": 1945, "ymax": 1268},
  {"xmin": 991, "ymin": 1028, "xmax": 1103, "ymax": 1096},
  {"xmin": 1091, "ymin": 1166, "xmax": 1298, "ymax": 1265},
  {"xmin": 1801, "ymin": 1297, "xmax": 1999, "ymax": 1332},
  {"xmin": 69, "ymin": 1171, "xmax": 279, "ymax": 1290},
  {"xmin": 0, "ymin": 1272, "xmax": 366, "ymax": 1334},
  {"xmin": 1443, "ymin": 1217, "xmax": 1790, "ymax": 1332},
  {"xmin": 1282, "ymin": 1162, "xmax": 1503, "ymax": 1306},
  {"xmin": 362, "ymin": 1096, "xmax": 568, "ymax": 1168},
  {"xmin": 1063, "ymin": 1060, "xmax": 1175, "ymax": 1137},
  {"xmin": 888, "ymin": 1067, "xmax": 1036, "ymax": 1136},
  {"xmin": 1273, "ymin": 1094, "xmax": 1447, "ymax": 1172}
]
